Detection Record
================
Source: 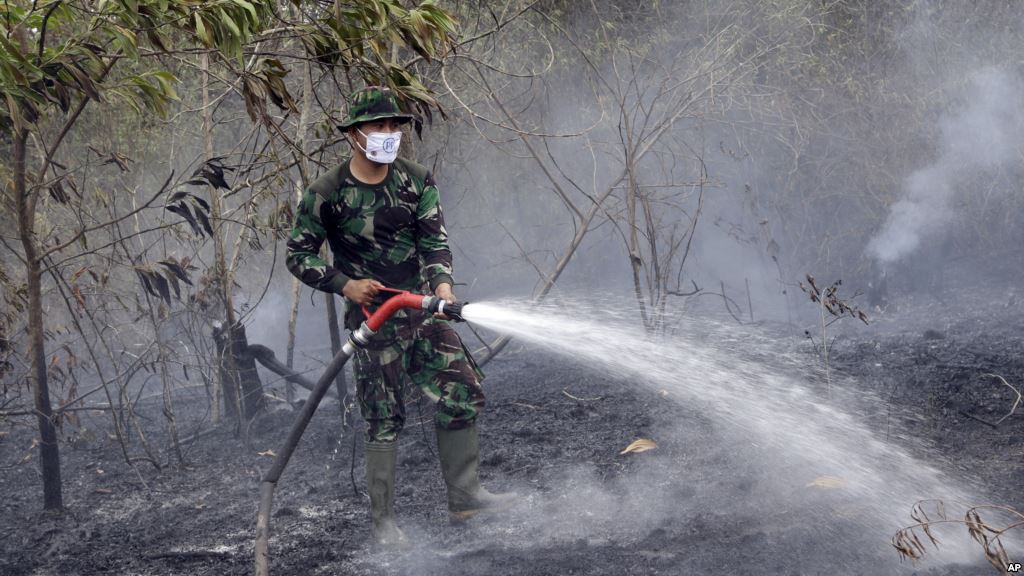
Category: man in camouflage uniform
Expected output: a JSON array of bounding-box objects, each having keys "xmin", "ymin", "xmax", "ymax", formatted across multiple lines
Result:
[{"xmin": 286, "ymin": 86, "xmax": 515, "ymax": 547}]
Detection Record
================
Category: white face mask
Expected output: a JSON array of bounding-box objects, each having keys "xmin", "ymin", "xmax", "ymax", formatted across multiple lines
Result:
[{"xmin": 356, "ymin": 128, "xmax": 402, "ymax": 164}]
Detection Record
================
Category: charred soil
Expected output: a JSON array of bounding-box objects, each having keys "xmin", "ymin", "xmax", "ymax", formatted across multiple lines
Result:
[{"xmin": 2, "ymin": 287, "xmax": 1023, "ymax": 575}]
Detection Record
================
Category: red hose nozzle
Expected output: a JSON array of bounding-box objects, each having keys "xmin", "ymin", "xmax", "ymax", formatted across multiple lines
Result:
[{"xmin": 360, "ymin": 288, "xmax": 444, "ymax": 332}]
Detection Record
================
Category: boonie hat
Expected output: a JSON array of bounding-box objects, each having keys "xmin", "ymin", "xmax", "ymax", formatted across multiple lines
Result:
[{"xmin": 338, "ymin": 86, "xmax": 416, "ymax": 130}]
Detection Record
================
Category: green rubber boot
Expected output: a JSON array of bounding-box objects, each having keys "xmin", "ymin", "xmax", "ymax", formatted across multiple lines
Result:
[
  {"xmin": 436, "ymin": 425, "xmax": 518, "ymax": 520},
  {"xmin": 365, "ymin": 441, "xmax": 408, "ymax": 548}
]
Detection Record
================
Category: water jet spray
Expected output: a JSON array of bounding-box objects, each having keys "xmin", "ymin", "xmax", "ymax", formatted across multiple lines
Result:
[{"xmin": 254, "ymin": 288, "xmax": 453, "ymax": 576}]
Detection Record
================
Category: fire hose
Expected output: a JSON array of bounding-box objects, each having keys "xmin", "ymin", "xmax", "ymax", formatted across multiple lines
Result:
[{"xmin": 254, "ymin": 288, "xmax": 464, "ymax": 576}]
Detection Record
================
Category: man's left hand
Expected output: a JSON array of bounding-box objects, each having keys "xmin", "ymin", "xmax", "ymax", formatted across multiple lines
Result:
[{"xmin": 434, "ymin": 283, "xmax": 456, "ymax": 319}]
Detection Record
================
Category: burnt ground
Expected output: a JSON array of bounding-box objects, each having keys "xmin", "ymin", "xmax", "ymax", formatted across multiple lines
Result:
[{"xmin": 3, "ymin": 283, "xmax": 1024, "ymax": 575}]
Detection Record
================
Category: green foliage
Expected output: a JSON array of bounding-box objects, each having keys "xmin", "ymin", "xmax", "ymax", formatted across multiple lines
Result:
[
  {"xmin": 1, "ymin": 0, "xmax": 460, "ymax": 161},
  {"xmin": 0, "ymin": 0, "xmax": 275, "ymax": 130},
  {"xmin": 295, "ymin": 0, "xmax": 459, "ymax": 123}
]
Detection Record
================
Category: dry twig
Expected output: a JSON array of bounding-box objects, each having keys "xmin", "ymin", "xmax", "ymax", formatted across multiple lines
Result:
[
  {"xmin": 562, "ymin": 389, "xmax": 604, "ymax": 402},
  {"xmin": 894, "ymin": 499, "xmax": 1024, "ymax": 572}
]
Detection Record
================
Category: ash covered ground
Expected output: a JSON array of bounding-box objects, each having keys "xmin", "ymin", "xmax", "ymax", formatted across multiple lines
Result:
[{"xmin": 2, "ymin": 282, "xmax": 1023, "ymax": 576}]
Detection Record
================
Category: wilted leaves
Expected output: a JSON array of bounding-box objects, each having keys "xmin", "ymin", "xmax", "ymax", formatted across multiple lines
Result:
[
  {"xmin": 800, "ymin": 274, "xmax": 869, "ymax": 325},
  {"xmin": 965, "ymin": 507, "xmax": 1014, "ymax": 571},
  {"xmin": 19, "ymin": 438, "xmax": 40, "ymax": 465},
  {"xmin": 47, "ymin": 175, "xmax": 78, "ymax": 204},
  {"xmin": 619, "ymin": 438, "xmax": 657, "ymax": 455},
  {"xmin": 165, "ymin": 158, "xmax": 236, "ymax": 238},
  {"xmin": 892, "ymin": 499, "xmax": 1022, "ymax": 571},
  {"xmin": 134, "ymin": 256, "xmax": 195, "ymax": 307},
  {"xmin": 188, "ymin": 157, "xmax": 234, "ymax": 191},
  {"xmin": 241, "ymin": 58, "xmax": 297, "ymax": 123},
  {"xmin": 166, "ymin": 189, "xmax": 214, "ymax": 238}
]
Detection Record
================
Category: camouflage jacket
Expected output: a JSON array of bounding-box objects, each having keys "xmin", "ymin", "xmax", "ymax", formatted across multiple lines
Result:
[{"xmin": 286, "ymin": 157, "xmax": 454, "ymax": 296}]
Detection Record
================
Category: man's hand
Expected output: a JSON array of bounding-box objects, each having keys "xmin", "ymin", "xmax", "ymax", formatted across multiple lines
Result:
[
  {"xmin": 434, "ymin": 283, "xmax": 456, "ymax": 303},
  {"xmin": 434, "ymin": 283, "xmax": 456, "ymax": 319},
  {"xmin": 342, "ymin": 278, "xmax": 385, "ymax": 307}
]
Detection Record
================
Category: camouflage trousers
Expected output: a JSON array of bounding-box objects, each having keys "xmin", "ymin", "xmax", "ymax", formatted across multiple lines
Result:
[{"xmin": 350, "ymin": 309, "xmax": 486, "ymax": 443}]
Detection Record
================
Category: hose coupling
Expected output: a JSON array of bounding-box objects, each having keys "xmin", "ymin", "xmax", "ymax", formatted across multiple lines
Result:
[
  {"xmin": 350, "ymin": 322, "xmax": 377, "ymax": 348},
  {"xmin": 437, "ymin": 300, "xmax": 466, "ymax": 322}
]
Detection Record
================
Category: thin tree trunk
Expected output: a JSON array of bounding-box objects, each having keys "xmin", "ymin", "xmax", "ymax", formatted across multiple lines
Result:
[
  {"xmin": 626, "ymin": 155, "xmax": 651, "ymax": 331},
  {"xmin": 202, "ymin": 58, "xmax": 235, "ymax": 326},
  {"xmin": 127, "ymin": 397, "xmax": 162, "ymax": 470},
  {"xmin": 42, "ymin": 256, "xmax": 135, "ymax": 470},
  {"xmin": 202, "ymin": 52, "xmax": 257, "ymax": 426},
  {"xmin": 152, "ymin": 308, "xmax": 184, "ymax": 466},
  {"xmin": 324, "ymin": 293, "xmax": 347, "ymax": 403},
  {"xmin": 286, "ymin": 43, "xmax": 314, "ymax": 403},
  {"xmin": 285, "ymin": 270, "xmax": 301, "ymax": 404},
  {"xmin": 641, "ymin": 194, "xmax": 661, "ymax": 327},
  {"xmin": 201, "ymin": 52, "xmax": 224, "ymax": 424},
  {"xmin": 14, "ymin": 127, "xmax": 63, "ymax": 510}
]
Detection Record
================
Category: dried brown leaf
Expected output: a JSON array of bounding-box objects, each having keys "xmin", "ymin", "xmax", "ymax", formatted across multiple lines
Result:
[
  {"xmin": 619, "ymin": 438, "xmax": 657, "ymax": 455},
  {"xmin": 72, "ymin": 285, "xmax": 86, "ymax": 309}
]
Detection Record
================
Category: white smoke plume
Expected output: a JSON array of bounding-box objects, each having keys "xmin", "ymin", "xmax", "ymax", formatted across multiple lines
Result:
[{"xmin": 867, "ymin": 67, "xmax": 1024, "ymax": 264}]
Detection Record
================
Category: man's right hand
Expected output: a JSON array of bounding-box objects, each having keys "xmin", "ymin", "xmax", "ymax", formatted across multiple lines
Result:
[{"xmin": 342, "ymin": 278, "xmax": 385, "ymax": 307}]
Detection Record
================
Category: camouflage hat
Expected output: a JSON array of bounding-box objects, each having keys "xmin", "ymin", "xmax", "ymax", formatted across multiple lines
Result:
[{"xmin": 338, "ymin": 86, "xmax": 416, "ymax": 130}]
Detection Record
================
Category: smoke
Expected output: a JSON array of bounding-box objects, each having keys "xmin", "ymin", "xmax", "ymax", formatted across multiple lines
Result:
[{"xmin": 867, "ymin": 67, "xmax": 1024, "ymax": 264}]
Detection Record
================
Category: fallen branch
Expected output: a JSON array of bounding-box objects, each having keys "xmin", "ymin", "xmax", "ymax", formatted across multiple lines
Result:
[
  {"xmin": 178, "ymin": 425, "xmax": 225, "ymax": 448},
  {"xmin": 145, "ymin": 550, "xmax": 233, "ymax": 560},
  {"xmin": 983, "ymin": 373, "xmax": 1021, "ymax": 426},
  {"xmin": 958, "ymin": 374, "xmax": 1020, "ymax": 428},
  {"xmin": 244, "ymin": 344, "xmax": 334, "ymax": 398},
  {"xmin": 562, "ymin": 389, "xmax": 603, "ymax": 402},
  {"xmin": 0, "ymin": 404, "xmax": 114, "ymax": 417},
  {"xmin": 959, "ymin": 410, "xmax": 999, "ymax": 429}
]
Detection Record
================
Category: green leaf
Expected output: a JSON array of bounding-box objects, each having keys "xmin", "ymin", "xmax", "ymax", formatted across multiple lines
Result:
[
  {"xmin": 108, "ymin": 87, "xmax": 143, "ymax": 115},
  {"xmin": 0, "ymin": 34, "xmax": 34, "ymax": 68},
  {"xmin": 110, "ymin": 25, "xmax": 139, "ymax": 59},
  {"xmin": 65, "ymin": 63, "xmax": 102, "ymax": 102},
  {"xmin": 0, "ymin": 56, "xmax": 30, "ymax": 87},
  {"xmin": 220, "ymin": 8, "xmax": 242, "ymax": 40},
  {"xmin": 145, "ymin": 28, "xmax": 171, "ymax": 53},
  {"xmin": 5, "ymin": 93, "xmax": 25, "ymax": 131},
  {"xmin": 233, "ymin": 0, "xmax": 259, "ymax": 25},
  {"xmin": 194, "ymin": 13, "xmax": 212, "ymax": 47},
  {"xmin": 151, "ymin": 70, "xmax": 180, "ymax": 101}
]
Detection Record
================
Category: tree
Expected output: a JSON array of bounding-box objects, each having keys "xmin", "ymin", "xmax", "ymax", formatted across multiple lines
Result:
[
  {"xmin": 1, "ymin": 0, "xmax": 458, "ymax": 510},
  {"xmin": 2, "ymin": 0, "xmax": 273, "ymax": 511}
]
